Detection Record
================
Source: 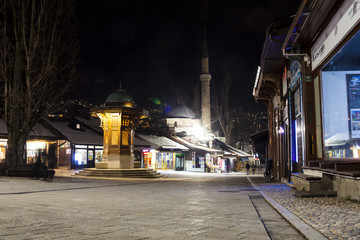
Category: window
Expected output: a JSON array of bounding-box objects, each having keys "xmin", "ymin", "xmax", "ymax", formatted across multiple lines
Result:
[
  {"xmin": 321, "ymin": 30, "xmax": 360, "ymax": 158},
  {"xmin": 74, "ymin": 149, "xmax": 87, "ymax": 165}
]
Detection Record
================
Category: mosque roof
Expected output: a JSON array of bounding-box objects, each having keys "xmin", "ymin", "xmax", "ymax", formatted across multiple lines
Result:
[
  {"xmin": 105, "ymin": 89, "xmax": 136, "ymax": 107},
  {"xmin": 166, "ymin": 105, "xmax": 196, "ymax": 119}
]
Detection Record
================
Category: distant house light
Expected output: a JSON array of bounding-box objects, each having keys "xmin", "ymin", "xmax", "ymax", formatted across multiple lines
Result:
[{"xmin": 76, "ymin": 123, "xmax": 81, "ymax": 129}]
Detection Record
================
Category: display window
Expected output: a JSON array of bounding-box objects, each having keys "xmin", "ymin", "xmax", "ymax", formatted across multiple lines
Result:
[
  {"xmin": 143, "ymin": 149, "xmax": 152, "ymax": 168},
  {"xmin": 74, "ymin": 149, "xmax": 87, "ymax": 165},
  {"xmin": 321, "ymin": 30, "xmax": 360, "ymax": 158},
  {"xmin": 95, "ymin": 150, "xmax": 103, "ymax": 162},
  {"xmin": 156, "ymin": 152, "xmax": 174, "ymax": 169},
  {"xmin": 26, "ymin": 141, "xmax": 47, "ymax": 164},
  {"xmin": 0, "ymin": 140, "xmax": 7, "ymax": 163},
  {"xmin": 0, "ymin": 147, "xmax": 6, "ymax": 163}
]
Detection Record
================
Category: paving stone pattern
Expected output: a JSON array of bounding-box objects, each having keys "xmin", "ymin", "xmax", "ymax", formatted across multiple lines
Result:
[
  {"xmin": 0, "ymin": 176, "xmax": 255, "ymax": 239},
  {"xmin": 0, "ymin": 173, "xmax": 302, "ymax": 240},
  {"xmin": 255, "ymin": 179, "xmax": 360, "ymax": 240}
]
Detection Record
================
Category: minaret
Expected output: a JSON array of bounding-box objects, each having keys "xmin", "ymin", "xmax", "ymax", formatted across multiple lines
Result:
[{"xmin": 200, "ymin": 31, "xmax": 211, "ymax": 130}]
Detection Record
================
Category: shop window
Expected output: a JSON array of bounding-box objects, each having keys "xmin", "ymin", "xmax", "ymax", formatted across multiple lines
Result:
[
  {"xmin": 74, "ymin": 149, "xmax": 87, "ymax": 165},
  {"xmin": 0, "ymin": 140, "xmax": 7, "ymax": 163},
  {"xmin": 156, "ymin": 152, "xmax": 174, "ymax": 169},
  {"xmin": 26, "ymin": 141, "xmax": 47, "ymax": 164},
  {"xmin": 95, "ymin": 150, "xmax": 103, "ymax": 162},
  {"xmin": 0, "ymin": 146, "xmax": 6, "ymax": 163},
  {"xmin": 321, "ymin": 30, "xmax": 360, "ymax": 158}
]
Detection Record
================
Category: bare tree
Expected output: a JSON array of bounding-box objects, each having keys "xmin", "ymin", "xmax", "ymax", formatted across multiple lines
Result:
[
  {"xmin": 213, "ymin": 72, "xmax": 234, "ymax": 144},
  {"xmin": 0, "ymin": 0, "xmax": 78, "ymax": 166}
]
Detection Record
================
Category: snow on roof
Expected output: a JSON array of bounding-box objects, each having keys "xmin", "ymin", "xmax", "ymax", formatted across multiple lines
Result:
[
  {"xmin": 44, "ymin": 118, "xmax": 103, "ymax": 145},
  {"xmin": 0, "ymin": 119, "xmax": 55, "ymax": 138},
  {"xmin": 29, "ymin": 123, "xmax": 56, "ymax": 138},
  {"xmin": 213, "ymin": 139, "xmax": 252, "ymax": 158},
  {"xmin": 172, "ymin": 136, "xmax": 222, "ymax": 153},
  {"xmin": 136, "ymin": 134, "xmax": 189, "ymax": 151},
  {"xmin": 74, "ymin": 117, "xmax": 103, "ymax": 134},
  {"xmin": 134, "ymin": 137, "xmax": 152, "ymax": 149}
]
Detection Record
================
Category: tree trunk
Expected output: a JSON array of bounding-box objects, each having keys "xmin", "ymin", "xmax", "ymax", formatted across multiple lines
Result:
[
  {"xmin": 6, "ymin": 134, "xmax": 26, "ymax": 167},
  {"xmin": 0, "ymin": 0, "xmax": 78, "ymax": 169}
]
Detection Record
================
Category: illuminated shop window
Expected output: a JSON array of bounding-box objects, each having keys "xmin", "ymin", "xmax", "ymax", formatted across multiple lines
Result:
[
  {"xmin": 26, "ymin": 141, "xmax": 47, "ymax": 164},
  {"xmin": 156, "ymin": 152, "xmax": 173, "ymax": 169},
  {"xmin": 0, "ymin": 139, "xmax": 7, "ymax": 163},
  {"xmin": 95, "ymin": 150, "xmax": 103, "ymax": 162},
  {"xmin": 321, "ymin": 30, "xmax": 360, "ymax": 158},
  {"xmin": 74, "ymin": 149, "xmax": 87, "ymax": 165}
]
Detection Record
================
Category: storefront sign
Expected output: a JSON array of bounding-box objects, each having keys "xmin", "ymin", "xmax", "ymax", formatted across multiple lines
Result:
[
  {"xmin": 289, "ymin": 61, "xmax": 301, "ymax": 91},
  {"xmin": 192, "ymin": 151, "xmax": 196, "ymax": 168},
  {"xmin": 311, "ymin": 0, "xmax": 360, "ymax": 70}
]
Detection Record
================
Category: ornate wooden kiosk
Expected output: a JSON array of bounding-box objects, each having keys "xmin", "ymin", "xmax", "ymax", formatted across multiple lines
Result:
[{"xmin": 92, "ymin": 89, "xmax": 143, "ymax": 169}]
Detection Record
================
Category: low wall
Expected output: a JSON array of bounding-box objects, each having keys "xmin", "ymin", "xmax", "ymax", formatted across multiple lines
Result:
[
  {"xmin": 296, "ymin": 169, "xmax": 360, "ymax": 200},
  {"xmin": 334, "ymin": 176, "xmax": 360, "ymax": 201}
]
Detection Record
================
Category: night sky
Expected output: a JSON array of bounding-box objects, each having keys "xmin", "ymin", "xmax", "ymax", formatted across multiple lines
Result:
[{"xmin": 75, "ymin": 0, "xmax": 301, "ymax": 112}]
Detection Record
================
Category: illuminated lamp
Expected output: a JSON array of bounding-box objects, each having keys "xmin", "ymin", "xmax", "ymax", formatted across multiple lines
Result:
[{"xmin": 278, "ymin": 126, "xmax": 285, "ymax": 134}]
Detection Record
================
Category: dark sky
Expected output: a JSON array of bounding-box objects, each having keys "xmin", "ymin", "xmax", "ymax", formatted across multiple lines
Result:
[{"xmin": 75, "ymin": 0, "xmax": 301, "ymax": 112}]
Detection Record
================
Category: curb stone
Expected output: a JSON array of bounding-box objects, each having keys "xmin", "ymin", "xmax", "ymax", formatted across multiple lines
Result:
[{"xmin": 247, "ymin": 177, "xmax": 328, "ymax": 240}]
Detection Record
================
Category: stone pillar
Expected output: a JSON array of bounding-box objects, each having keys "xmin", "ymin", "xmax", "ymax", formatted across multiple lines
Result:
[
  {"xmin": 200, "ymin": 33, "xmax": 211, "ymax": 131},
  {"xmin": 200, "ymin": 73, "xmax": 211, "ymax": 130}
]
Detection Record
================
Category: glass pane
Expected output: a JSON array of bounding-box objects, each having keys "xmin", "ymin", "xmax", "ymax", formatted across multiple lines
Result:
[
  {"xmin": 88, "ymin": 150, "xmax": 94, "ymax": 161},
  {"xmin": 321, "ymin": 30, "xmax": 360, "ymax": 158},
  {"xmin": 95, "ymin": 150, "xmax": 103, "ymax": 162},
  {"xmin": 75, "ymin": 149, "xmax": 87, "ymax": 165}
]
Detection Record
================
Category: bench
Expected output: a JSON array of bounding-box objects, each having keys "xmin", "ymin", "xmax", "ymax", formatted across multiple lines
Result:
[
  {"xmin": 335, "ymin": 162, "xmax": 360, "ymax": 171},
  {"xmin": 304, "ymin": 160, "xmax": 360, "ymax": 178},
  {"xmin": 1, "ymin": 163, "xmax": 56, "ymax": 181}
]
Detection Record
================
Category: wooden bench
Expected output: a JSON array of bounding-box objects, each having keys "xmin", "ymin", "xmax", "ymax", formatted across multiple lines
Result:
[
  {"xmin": 1, "ymin": 163, "xmax": 55, "ymax": 180},
  {"xmin": 335, "ymin": 162, "xmax": 360, "ymax": 171}
]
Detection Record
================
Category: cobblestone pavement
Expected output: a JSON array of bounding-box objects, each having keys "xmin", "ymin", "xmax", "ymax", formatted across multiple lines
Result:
[
  {"xmin": 0, "ymin": 172, "xmax": 304, "ymax": 240},
  {"xmin": 251, "ymin": 177, "xmax": 360, "ymax": 240}
]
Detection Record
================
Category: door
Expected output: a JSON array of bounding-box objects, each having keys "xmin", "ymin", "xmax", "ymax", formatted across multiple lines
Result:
[
  {"xmin": 87, "ymin": 149, "xmax": 95, "ymax": 168},
  {"xmin": 175, "ymin": 154, "xmax": 184, "ymax": 171}
]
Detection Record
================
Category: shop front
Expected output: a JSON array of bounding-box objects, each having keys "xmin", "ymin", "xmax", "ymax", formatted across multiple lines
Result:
[
  {"xmin": 140, "ymin": 149, "xmax": 184, "ymax": 170},
  {"xmin": 135, "ymin": 134, "xmax": 189, "ymax": 171},
  {"xmin": 311, "ymin": 0, "xmax": 360, "ymax": 160},
  {"xmin": 73, "ymin": 144, "xmax": 103, "ymax": 169},
  {"xmin": 0, "ymin": 139, "xmax": 7, "ymax": 163},
  {"xmin": 288, "ymin": 60, "xmax": 305, "ymax": 172},
  {"xmin": 26, "ymin": 141, "xmax": 49, "ymax": 164}
]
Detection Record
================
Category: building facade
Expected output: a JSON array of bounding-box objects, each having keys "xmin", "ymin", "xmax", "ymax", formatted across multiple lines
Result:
[{"xmin": 254, "ymin": 0, "xmax": 360, "ymax": 182}]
